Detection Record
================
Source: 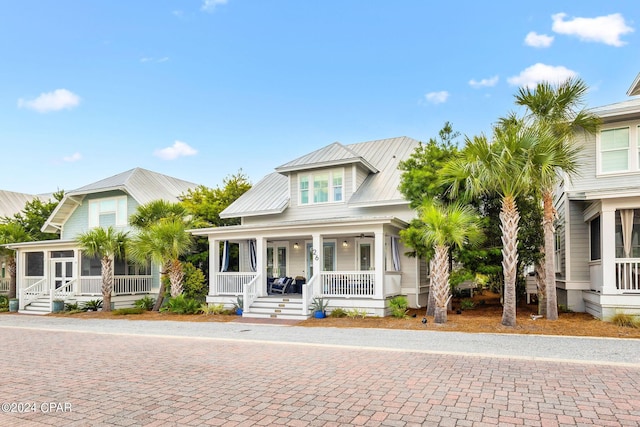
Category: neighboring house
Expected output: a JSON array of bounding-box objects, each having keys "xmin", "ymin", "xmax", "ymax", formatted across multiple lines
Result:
[
  {"xmin": 556, "ymin": 74, "xmax": 640, "ymax": 319},
  {"xmin": 0, "ymin": 190, "xmax": 41, "ymax": 295},
  {"xmin": 5, "ymin": 168, "xmax": 198, "ymax": 313},
  {"xmin": 191, "ymin": 136, "xmax": 429, "ymax": 319}
]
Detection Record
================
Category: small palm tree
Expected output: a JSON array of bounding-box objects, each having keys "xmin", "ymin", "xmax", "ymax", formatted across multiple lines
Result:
[
  {"xmin": 0, "ymin": 223, "xmax": 31, "ymax": 299},
  {"xmin": 128, "ymin": 218, "xmax": 193, "ymax": 311},
  {"xmin": 76, "ymin": 226, "xmax": 128, "ymax": 312},
  {"xmin": 419, "ymin": 201, "xmax": 483, "ymax": 324},
  {"xmin": 442, "ymin": 121, "xmax": 538, "ymax": 327},
  {"xmin": 515, "ymin": 78, "xmax": 600, "ymax": 320}
]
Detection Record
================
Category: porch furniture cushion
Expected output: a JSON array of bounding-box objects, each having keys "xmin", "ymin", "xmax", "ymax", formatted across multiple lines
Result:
[{"xmin": 269, "ymin": 277, "xmax": 293, "ymax": 294}]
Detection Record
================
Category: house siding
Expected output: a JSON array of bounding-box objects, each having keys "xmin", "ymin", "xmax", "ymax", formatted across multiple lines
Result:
[
  {"xmin": 568, "ymin": 200, "xmax": 590, "ymax": 282},
  {"xmin": 556, "ymin": 198, "xmax": 566, "ymax": 278}
]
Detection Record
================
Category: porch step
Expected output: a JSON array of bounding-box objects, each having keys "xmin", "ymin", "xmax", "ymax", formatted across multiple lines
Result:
[
  {"xmin": 21, "ymin": 296, "xmax": 55, "ymax": 315},
  {"xmin": 243, "ymin": 297, "xmax": 310, "ymax": 320}
]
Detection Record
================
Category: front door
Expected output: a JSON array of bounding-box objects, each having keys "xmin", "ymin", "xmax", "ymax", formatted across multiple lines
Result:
[
  {"xmin": 267, "ymin": 242, "xmax": 288, "ymax": 277},
  {"xmin": 51, "ymin": 258, "xmax": 74, "ymax": 290},
  {"xmin": 358, "ymin": 238, "xmax": 374, "ymax": 271}
]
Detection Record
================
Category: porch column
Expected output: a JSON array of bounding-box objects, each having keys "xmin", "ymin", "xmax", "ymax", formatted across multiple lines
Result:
[
  {"xmin": 256, "ymin": 236, "xmax": 267, "ymax": 297},
  {"xmin": 209, "ymin": 238, "xmax": 220, "ymax": 296},
  {"xmin": 374, "ymin": 229, "xmax": 385, "ymax": 299},
  {"xmin": 601, "ymin": 207, "xmax": 617, "ymax": 294},
  {"xmin": 312, "ymin": 233, "xmax": 322, "ymax": 296}
]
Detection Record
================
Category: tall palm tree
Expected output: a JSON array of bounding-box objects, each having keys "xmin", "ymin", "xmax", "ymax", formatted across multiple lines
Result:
[
  {"xmin": 0, "ymin": 223, "xmax": 31, "ymax": 299},
  {"xmin": 442, "ymin": 121, "xmax": 538, "ymax": 327},
  {"xmin": 419, "ymin": 201, "xmax": 483, "ymax": 324},
  {"xmin": 76, "ymin": 226, "xmax": 128, "ymax": 312},
  {"xmin": 129, "ymin": 200, "xmax": 189, "ymax": 230},
  {"xmin": 128, "ymin": 218, "xmax": 193, "ymax": 311},
  {"xmin": 515, "ymin": 78, "xmax": 600, "ymax": 320}
]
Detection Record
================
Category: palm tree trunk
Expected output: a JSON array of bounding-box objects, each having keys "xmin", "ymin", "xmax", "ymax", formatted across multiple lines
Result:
[
  {"xmin": 169, "ymin": 259, "xmax": 184, "ymax": 297},
  {"xmin": 542, "ymin": 189, "xmax": 559, "ymax": 320},
  {"xmin": 426, "ymin": 259, "xmax": 436, "ymax": 317},
  {"xmin": 152, "ymin": 263, "xmax": 171, "ymax": 311},
  {"xmin": 8, "ymin": 255, "xmax": 16, "ymax": 300},
  {"xmin": 535, "ymin": 252, "xmax": 547, "ymax": 317},
  {"xmin": 432, "ymin": 245, "xmax": 450, "ymax": 324},
  {"xmin": 500, "ymin": 196, "xmax": 520, "ymax": 327},
  {"xmin": 101, "ymin": 257, "xmax": 113, "ymax": 312}
]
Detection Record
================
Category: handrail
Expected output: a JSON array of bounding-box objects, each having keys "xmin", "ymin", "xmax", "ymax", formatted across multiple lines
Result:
[
  {"xmin": 52, "ymin": 278, "xmax": 77, "ymax": 302},
  {"xmin": 302, "ymin": 274, "xmax": 318, "ymax": 315},
  {"xmin": 242, "ymin": 274, "xmax": 260, "ymax": 314},
  {"xmin": 20, "ymin": 278, "xmax": 47, "ymax": 309}
]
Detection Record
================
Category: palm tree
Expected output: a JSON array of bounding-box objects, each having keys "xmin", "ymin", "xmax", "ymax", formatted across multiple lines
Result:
[
  {"xmin": 515, "ymin": 78, "xmax": 600, "ymax": 320},
  {"xmin": 419, "ymin": 201, "xmax": 483, "ymax": 324},
  {"xmin": 128, "ymin": 218, "xmax": 193, "ymax": 311},
  {"xmin": 442, "ymin": 121, "xmax": 538, "ymax": 327},
  {"xmin": 129, "ymin": 200, "xmax": 189, "ymax": 229},
  {"xmin": 0, "ymin": 223, "xmax": 31, "ymax": 299},
  {"xmin": 76, "ymin": 226, "xmax": 128, "ymax": 312}
]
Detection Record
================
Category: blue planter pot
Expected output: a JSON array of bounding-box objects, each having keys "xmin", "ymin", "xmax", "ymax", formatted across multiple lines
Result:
[
  {"xmin": 236, "ymin": 308, "xmax": 243, "ymax": 316},
  {"xmin": 9, "ymin": 299, "xmax": 19, "ymax": 313},
  {"xmin": 314, "ymin": 310, "xmax": 325, "ymax": 319}
]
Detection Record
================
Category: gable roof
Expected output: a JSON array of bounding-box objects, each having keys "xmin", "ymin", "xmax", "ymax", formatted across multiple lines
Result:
[
  {"xmin": 0, "ymin": 190, "xmax": 39, "ymax": 218},
  {"xmin": 275, "ymin": 142, "xmax": 378, "ymax": 174},
  {"xmin": 590, "ymin": 97, "xmax": 640, "ymax": 123},
  {"xmin": 627, "ymin": 72, "xmax": 640, "ymax": 97},
  {"xmin": 220, "ymin": 136, "xmax": 420, "ymax": 218},
  {"xmin": 42, "ymin": 168, "xmax": 199, "ymax": 233}
]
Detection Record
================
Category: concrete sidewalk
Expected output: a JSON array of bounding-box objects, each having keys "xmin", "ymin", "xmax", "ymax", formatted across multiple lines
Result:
[{"xmin": 1, "ymin": 314, "xmax": 639, "ymax": 426}]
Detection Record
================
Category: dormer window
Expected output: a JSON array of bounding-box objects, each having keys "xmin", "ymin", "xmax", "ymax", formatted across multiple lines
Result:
[
  {"xmin": 89, "ymin": 196, "xmax": 127, "ymax": 228},
  {"xmin": 299, "ymin": 169, "xmax": 343, "ymax": 205}
]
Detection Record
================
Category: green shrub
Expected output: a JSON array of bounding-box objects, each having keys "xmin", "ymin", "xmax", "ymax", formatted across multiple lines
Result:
[
  {"xmin": 460, "ymin": 299, "xmax": 475, "ymax": 310},
  {"xmin": 609, "ymin": 312, "xmax": 640, "ymax": 328},
  {"xmin": 134, "ymin": 296, "xmax": 156, "ymax": 311},
  {"xmin": 182, "ymin": 262, "xmax": 207, "ymax": 301},
  {"xmin": 329, "ymin": 307, "xmax": 347, "ymax": 318},
  {"xmin": 162, "ymin": 294, "xmax": 202, "ymax": 314},
  {"xmin": 82, "ymin": 299, "xmax": 103, "ymax": 311},
  {"xmin": 0, "ymin": 295, "xmax": 8, "ymax": 309},
  {"xmin": 346, "ymin": 308, "xmax": 368, "ymax": 319},
  {"xmin": 389, "ymin": 296, "xmax": 408, "ymax": 318},
  {"xmin": 113, "ymin": 307, "xmax": 145, "ymax": 315},
  {"xmin": 201, "ymin": 303, "xmax": 225, "ymax": 315},
  {"xmin": 64, "ymin": 302, "xmax": 80, "ymax": 311},
  {"xmin": 558, "ymin": 304, "xmax": 573, "ymax": 313}
]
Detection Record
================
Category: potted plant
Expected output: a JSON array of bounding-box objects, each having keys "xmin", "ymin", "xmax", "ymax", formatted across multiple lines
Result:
[
  {"xmin": 233, "ymin": 296, "xmax": 243, "ymax": 315},
  {"xmin": 52, "ymin": 299, "xmax": 65, "ymax": 313},
  {"xmin": 310, "ymin": 297, "xmax": 329, "ymax": 318}
]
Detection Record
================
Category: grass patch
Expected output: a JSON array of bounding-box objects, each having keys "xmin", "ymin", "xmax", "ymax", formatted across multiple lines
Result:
[
  {"xmin": 113, "ymin": 307, "xmax": 146, "ymax": 316},
  {"xmin": 609, "ymin": 311, "xmax": 640, "ymax": 328}
]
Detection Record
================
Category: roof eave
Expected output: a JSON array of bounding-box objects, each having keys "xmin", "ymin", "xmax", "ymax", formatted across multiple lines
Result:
[
  {"xmin": 627, "ymin": 73, "xmax": 640, "ymax": 96},
  {"xmin": 276, "ymin": 158, "xmax": 378, "ymax": 174}
]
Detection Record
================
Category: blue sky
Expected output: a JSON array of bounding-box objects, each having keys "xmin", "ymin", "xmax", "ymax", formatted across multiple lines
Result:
[{"xmin": 2, "ymin": 1, "xmax": 639, "ymax": 194}]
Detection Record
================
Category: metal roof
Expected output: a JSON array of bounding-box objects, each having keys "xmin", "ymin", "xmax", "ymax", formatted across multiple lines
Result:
[
  {"xmin": 42, "ymin": 168, "xmax": 199, "ymax": 233},
  {"xmin": 0, "ymin": 190, "xmax": 39, "ymax": 218},
  {"xmin": 276, "ymin": 142, "xmax": 378, "ymax": 173},
  {"xmin": 627, "ymin": 72, "xmax": 640, "ymax": 96},
  {"xmin": 221, "ymin": 136, "xmax": 420, "ymax": 218}
]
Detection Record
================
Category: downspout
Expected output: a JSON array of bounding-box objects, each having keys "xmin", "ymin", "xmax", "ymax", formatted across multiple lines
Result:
[{"xmin": 415, "ymin": 255, "xmax": 421, "ymax": 309}]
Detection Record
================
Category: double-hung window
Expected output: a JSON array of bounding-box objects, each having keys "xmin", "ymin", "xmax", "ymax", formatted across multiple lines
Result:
[
  {"xmin": 89, "ymin": 197, "xmax": 128, "ymax": 228},
  {"xmin": 600, "ymin": 127, "xmax": 630, "ymax": 173},
  {"xmin": 299, "ymin": 169, "xmax": 344, "ymax": 205}
]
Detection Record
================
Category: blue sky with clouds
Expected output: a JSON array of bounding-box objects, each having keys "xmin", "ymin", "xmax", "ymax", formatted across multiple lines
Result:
[{"xmin": 2, "ymin": 1, "xmax": 639, "ymax": 194}]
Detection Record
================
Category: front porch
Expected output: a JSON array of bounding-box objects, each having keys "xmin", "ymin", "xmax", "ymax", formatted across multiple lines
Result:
[{"xmin": 192, "ymin": 218, "xmax": 413, "ymax": 318}]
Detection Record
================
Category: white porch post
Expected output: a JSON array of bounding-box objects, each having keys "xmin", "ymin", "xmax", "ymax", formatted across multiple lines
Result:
[
  {"xmin": 256, "ymin": 236, "xmax": 267, "ymax": 297},
  {"xmin": 312, "ymin": 233, "xmax": 322, "ymax": 296},
  {"xmin": 374, "ymin": 229, "xmax": 385, "ymax": 299},
  {"xmin": 209, "ymin": 237, "xmax": 219, "ymax": 296},
  {"xmin": 601, "ymin": 207, "xmax": 617, "ymax": 294}
]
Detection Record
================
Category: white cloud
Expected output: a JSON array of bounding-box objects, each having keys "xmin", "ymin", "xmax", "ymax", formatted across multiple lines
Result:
[
  {"xmin": 201, "ymin": 0, "xmax": 228, "ymax": 13},
  {"xmin": 154, "ymin": 141, "xmax": 198, "ymax": 160},
  {"xmin": 63, "ymin": 152, "xmax": 82, "ymax": 163},
  {"xmin": 524, "ymin": 31, "xmax": 554, "ymax": 48},
  {"xmin": 469, "ymin": 76, "xmax": 499, "ymax": 89},
  {"xmin": 507, "ymin": 63, "xmax": 577, "ymax": 89},
  {"xmin": 17, "ymin": 89, "xmax": 81, "ymax": 113},
  {"xmin": 551, "ymin": 13, "xmax": 633, "ymax": 47},
  {"xmin": 424, "ymin": 91, "xmax": 449, "ymax": 104},
  {"xmin": 140, "ymin": 57, "xmax": 169, "ymax": 63}
]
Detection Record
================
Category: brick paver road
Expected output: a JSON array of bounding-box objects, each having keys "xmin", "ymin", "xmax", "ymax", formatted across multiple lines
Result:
[{"xmin": 1, "ymin": 321, "xmax": 639, "ymax": 426}]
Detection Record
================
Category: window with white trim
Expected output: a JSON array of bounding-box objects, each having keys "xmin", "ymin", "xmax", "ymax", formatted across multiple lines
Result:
[
  {"xmin": 89, "ymin": 197, "xmax": 128, "ymax": 228},
  {"xmin": 299, "ymin": 169, "xmax": 344, "ymax": 205},
  {"xmin": 600, "ymin": 127, "xmax": 630, "ymax": 173}
]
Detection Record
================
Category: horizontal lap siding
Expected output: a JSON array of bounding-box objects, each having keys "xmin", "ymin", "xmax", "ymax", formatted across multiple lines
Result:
[
  {"xmin": 569, "ymin": 200, "xmax": 590, "ymax": 281},
  {"xmin": 61, "ymin": 191, "xmax": 138, "ymax": 240}
]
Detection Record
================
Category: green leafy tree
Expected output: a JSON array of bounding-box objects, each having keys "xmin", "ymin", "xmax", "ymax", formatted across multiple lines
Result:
[
  {"xmin": 0, "ymin": 223, "xmax": 31, "ymax": 299},
  {"xmin": 418, "ymin": 201, "xmax": 483, "ymax": 324},
  {"xmin": 76, "ymin": 226, "xmax": 128, "ymax": 312},
  {"xmin": 515, "ymin": 78, "xmax": 600, "ymax": 320},
  {"xmin": 128, "ymin": 218, "xmax": 194, "ymax": 311},
  {"xmin": 3, "ymin": 190, "xmax": 63, "ymax": 241}
]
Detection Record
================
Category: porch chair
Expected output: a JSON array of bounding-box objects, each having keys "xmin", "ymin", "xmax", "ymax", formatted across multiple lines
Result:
[{"xmin": 269, "ymin": 277, "xmax": 293, "ymax": 294}]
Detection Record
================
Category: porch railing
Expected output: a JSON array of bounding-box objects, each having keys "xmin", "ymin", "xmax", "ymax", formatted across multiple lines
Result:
[
  {"xmin": 242, "ymin": 274, "xmax": 260, "ymax": 314},
  {"xmin": 320, "ymin": 271, "xmax": 375, "ymax": 297},
  {"xmin": 79, "ymin": 277, "xmax": 102, "ymax": 295},
  {"xmin": 52, "ymin": 279, "xmax": 77, "ymax": 301},
  {"xmin": 217, "ymin": 272, "xmax": 257, "ymax": 295},
  {"xmin": 0, "ymin": 278, "xmax": 9, "ymax": 294},
  {"xmin": 302, "ymin": 274, "xmax": 318, "ymax": 315},
  {"xmin": 114, "ymin": 276, "xmax": 152, "ymax": 295},
  {"xmin": 615, "ymin": 259, "xmax": 640, "ymax": 292},
  {"xmin": 20, "ymin": 277, "xmax": 47, "ymax": 309}
]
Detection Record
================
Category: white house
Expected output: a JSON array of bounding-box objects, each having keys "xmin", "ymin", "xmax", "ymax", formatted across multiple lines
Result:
[
  {"xmin": 191, "ymin": 136, "xmax": 429, "ymax": 319},
  {"xmin": 6, "ymin": 168, "xmax": 198, "ymax": 314},
  {"xmin": 556, "ymin": 74, "xmax": 640, "ymax": 319}
]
